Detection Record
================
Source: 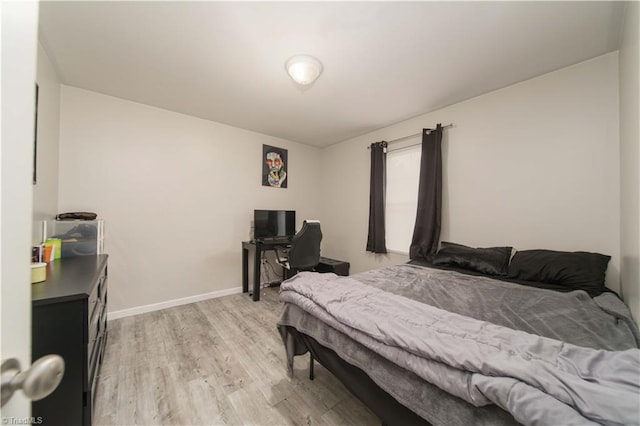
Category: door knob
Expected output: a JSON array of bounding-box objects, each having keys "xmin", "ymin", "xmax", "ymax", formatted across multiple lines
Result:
[{"xmin": 1, "ymin": 355, "xmax": 65, "ymax": 407}]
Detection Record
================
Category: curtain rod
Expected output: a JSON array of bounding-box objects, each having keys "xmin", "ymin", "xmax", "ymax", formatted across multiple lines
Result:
[{"xmin": 367, "ymin": 123, "xmax": 453, "ymax": 150}]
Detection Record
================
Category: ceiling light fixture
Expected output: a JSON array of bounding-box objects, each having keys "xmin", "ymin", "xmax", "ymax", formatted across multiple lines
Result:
[{"xmin": 285, "ymin": 55, "xmax": 323, "ymax": 85}]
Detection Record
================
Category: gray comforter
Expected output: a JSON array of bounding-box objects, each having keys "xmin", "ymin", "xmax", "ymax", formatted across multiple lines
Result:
[{"xmin": 278, "ymin": 265, "xmax": 640, "ymax": 426}]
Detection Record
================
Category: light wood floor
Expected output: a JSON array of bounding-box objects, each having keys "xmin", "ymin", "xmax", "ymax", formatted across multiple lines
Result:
[{"xmin": 94, "ymin": 287, "xmax": 379, "ymax": 425}]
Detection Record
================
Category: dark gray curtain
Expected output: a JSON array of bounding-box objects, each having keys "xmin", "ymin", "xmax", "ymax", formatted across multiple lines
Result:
[
  {"xmin": 366, "ymin": 141, "xmax": 388, "ymax": 254},
  {"xmin": 409, "ymin": 125, "xmax": 443, "ymax": 260}
]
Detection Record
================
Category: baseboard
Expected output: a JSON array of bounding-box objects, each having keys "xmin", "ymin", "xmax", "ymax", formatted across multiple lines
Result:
[{"xmin": 107, "ymin": 286, "xmax": 243, "ymax": 320}]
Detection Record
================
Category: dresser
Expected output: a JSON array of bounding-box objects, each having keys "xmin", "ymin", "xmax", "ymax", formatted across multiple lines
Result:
[{"xmin": 31, "ymin": 254, "xmax": 108, "ymax": 425}]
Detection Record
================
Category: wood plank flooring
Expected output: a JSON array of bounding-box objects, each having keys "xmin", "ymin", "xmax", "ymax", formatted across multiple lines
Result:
[{"xmin": 94, "ymin": 287, "xmax": 379, "ymax": 425}]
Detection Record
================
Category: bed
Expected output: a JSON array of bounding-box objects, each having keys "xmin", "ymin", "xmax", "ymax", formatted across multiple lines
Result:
[{"xmin": 277, "ymin": 243, "xmax": 640, "ymax": 426}]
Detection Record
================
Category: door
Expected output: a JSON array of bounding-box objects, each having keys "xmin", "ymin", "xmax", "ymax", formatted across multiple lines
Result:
[{"xmin": 1, "ymin": 0, "xmax": 40, "ymax": 419}]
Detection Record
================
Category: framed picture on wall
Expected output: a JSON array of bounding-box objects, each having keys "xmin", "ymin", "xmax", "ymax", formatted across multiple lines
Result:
[
  {"xmin": 33, "ymin": 82, "xmax": 39, "ymax": 184},
  {"xmin": 262, "ymin": 144, "xmax": 288, "ymax": 188}
]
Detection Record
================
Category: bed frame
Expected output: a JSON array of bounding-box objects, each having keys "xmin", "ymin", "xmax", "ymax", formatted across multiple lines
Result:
[{"xmin": 284, "ymin": 326, "xmax": 432, "ymax": 426}]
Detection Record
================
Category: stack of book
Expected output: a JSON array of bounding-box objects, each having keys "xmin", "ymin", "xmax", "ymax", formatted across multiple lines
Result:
[{"xmin": 32, "ymin": 238, "xmax": 61, "ymax": 263}]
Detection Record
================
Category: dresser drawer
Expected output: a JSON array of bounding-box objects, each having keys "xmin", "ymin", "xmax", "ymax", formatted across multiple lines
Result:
[
  {"xmin": 100, "ymin": 301, "xmax": 108, "ymax": 339},
  {"xmin": 88, "ymin": 272, "xmax": 106, "ymax": 323},
  {"xmin": 88, "ymin": 332, "xmax": 102, "ymax": 389},
  {"xmin": 97, "ymin": 271, "xmax": 107, "ymax": 302},
  {"xmin": 87, "ymin": 267, "xmax": 106, "ymax": 339},
  {"xmin": 88, "ymin": 309, "xmax": 100, "ymax": 344},
  {"xmin": 88, "ymin": 305, "xmax": 102, "ymax": 358}
]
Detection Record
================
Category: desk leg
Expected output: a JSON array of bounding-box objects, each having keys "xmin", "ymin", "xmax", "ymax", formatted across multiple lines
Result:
[
  {"xmin": 242, "ymin": 246, "xmax": 248, "ymax": 294},
  {"xmin": 253, "ymin": 246, "xmax": 261, "ymax": 301}
]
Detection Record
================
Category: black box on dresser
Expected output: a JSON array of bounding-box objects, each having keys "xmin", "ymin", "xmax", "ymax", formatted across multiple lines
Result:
[{"xmin": 31, "ymin": 254, "xmax": 108, "ymax": 426}]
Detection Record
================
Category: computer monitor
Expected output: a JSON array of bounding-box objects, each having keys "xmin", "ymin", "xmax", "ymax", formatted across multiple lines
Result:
[{"xmin": 254, "ymin": 210, "xmax": 296, "ymax": 240}]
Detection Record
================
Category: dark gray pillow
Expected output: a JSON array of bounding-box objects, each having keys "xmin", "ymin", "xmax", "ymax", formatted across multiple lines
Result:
[
  {"xmin": 433, "ymin": 242, "xmax": 512, "ymax": 276},
  {"xmin": 507, "ymin": 249, "xmax": 610, "ymax": 293}
]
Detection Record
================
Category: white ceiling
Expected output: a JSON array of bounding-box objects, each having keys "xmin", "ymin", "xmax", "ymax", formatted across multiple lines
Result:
[{"xmin": 38, "ymin": 1, "xmax": 626, "ymax": 147}]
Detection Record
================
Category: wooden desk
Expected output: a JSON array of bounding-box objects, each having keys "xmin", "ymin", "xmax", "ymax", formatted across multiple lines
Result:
[{"xmin": 242, "ymin": 240, "xmax": 289, "ymax": 301}]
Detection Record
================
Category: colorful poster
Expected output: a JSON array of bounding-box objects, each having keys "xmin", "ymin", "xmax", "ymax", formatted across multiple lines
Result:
[{"xmin": 262, "ymin": 145, "xmax": 288, "ymax": 188}]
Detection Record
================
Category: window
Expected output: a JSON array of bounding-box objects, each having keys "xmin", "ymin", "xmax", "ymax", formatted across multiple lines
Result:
[{"xmin": 385, "ymin": 145, "xmax": 420, "ymax": 253}]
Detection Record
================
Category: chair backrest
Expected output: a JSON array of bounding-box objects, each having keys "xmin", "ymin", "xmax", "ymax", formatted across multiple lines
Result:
[{"xmin": 287, "ymin": 220, "xmax": 322, "ymax": 270}]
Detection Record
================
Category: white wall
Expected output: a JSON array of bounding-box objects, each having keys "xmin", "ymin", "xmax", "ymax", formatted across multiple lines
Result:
[
  {"xmin": 619, "ymin": 1, "xmax": 640, "ymax": 320},
  {"xmin": 320, "ymin": 53, "xmax": 622, "ymax": 293},
  {"xmin": 32, "ymin": 43, "xmax": 61, "ymax": 242},
  {"xmin": 58, "ymin": 86, "xmax": 321, "ymax": 313},
  {"xmin": 51, "ymin": 46, "xmax": 630, "ymax": 315}
]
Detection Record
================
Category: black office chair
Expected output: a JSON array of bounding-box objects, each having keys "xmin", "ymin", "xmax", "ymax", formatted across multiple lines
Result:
[{"xmin": 276, "ymin": 220, "xmax": 322, "ymax": 280}]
